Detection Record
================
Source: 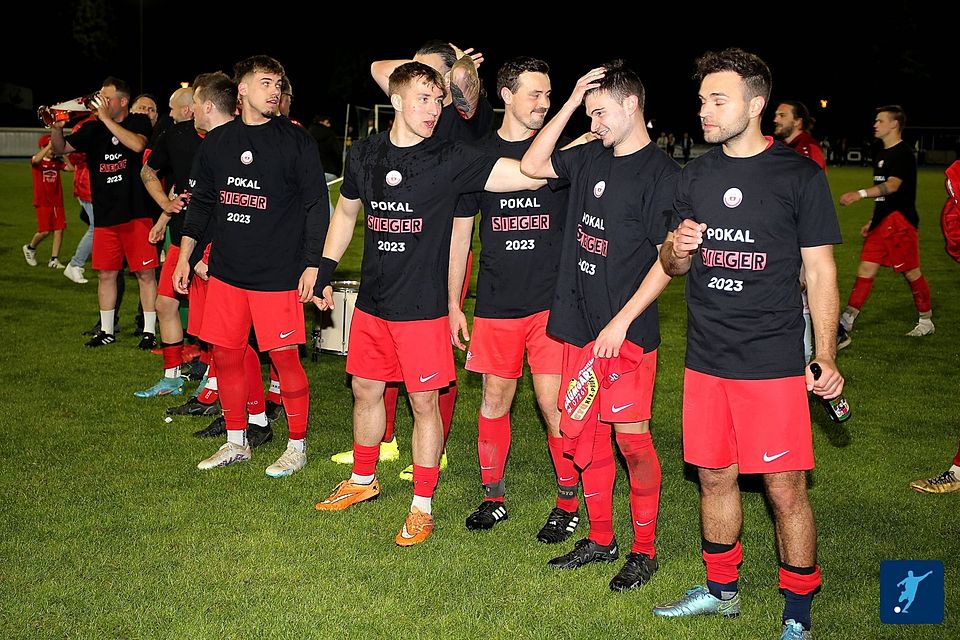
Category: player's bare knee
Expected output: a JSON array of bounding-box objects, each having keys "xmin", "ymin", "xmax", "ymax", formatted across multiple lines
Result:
[
  {"xmin": 134, "ymin": 269, "xmax": 156, "ymax": 284},
  {"xmin": 155, "ymin": 295, "xmax": 178, "ymax": 316},
  {"xmin": 698, "ymin": 465, "xmax": 739, "ymax": 495},
  {"xmin": 352, "ymin": 377, "xmax": 385, "ymax": 404},
  {"xmin": 763, "ymin": 471, "xmax": 809, "ymax": 513},
  {"xmin": 408, "ymin": 390, "xmax": 440, "ymax": 417},
  {"xmin": 480, "ymin": 376, "xmax": 515, "ymax": 418}
]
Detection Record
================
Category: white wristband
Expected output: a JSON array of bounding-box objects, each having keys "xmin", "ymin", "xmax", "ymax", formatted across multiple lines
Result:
[{"xmin": 858, "ymin": 189, "xmax": 869, "ymax": 199}]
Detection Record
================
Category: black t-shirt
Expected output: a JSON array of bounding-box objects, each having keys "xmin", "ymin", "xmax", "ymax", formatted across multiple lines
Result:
[
  {"xmin": 340, "ymin": 131, "xmax": 497, "ymax": 321},
  {"xmin": 870, "ymin": 141, "xmax": 918, "ymax": 229},
  {"xmin": 547, "ymin": 141, "xmax": 680, "ymax": 349},
  {"xmin": 674, "ymin": 141, "xmax": 842, "ymax": 379},
  {"xmin": 433, "ymin": 98, "xmax": 494, "ymax": 143},
  {"xmin": 180, "ymin": 117, "xmax": 329, "ymax": 292},
  {"xmin": 65, "ymin": 113, "xmax": 153, "ymax": 227},
  {"xmin": 146, "ymin": 120, "xmax": 203, "ymax": 246},
  {"xmin": 455, "ymin": 133, "xmax": 568, "ymax": 318}
]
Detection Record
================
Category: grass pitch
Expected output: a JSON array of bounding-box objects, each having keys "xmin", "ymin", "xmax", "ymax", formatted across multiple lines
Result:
[{"xmin": 0, "ymin": 159, "xmax": 957, "ymax": 639}]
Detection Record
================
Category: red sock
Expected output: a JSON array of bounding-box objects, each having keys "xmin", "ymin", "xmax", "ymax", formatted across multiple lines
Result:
[
  {"xmin": 703, "ymin": 540, "xmax": 743, "ymax": 584},
  {"xmin": 847, "ymin": 276, "xmax": 874, "ymax": 310},
  {"xmin": 269, "ymin": 349, "xmax": 309, "ymax": 440},
  {"xmin": 547, "ymin": 435, "xmax": 580, "ymax": 511},
  {"xmin": 779, "ymin": 564, "xmax": 822, "ymax": 595},
  {"xmin": 199, "ymin": 345, "xmax": 212, "ymax": 366},
  {"xmin": 440, "ymin": 382, "xmax": 457, "ymax": 445},
  {"xmin": 952, "ymin": 440, "xmax": 960, "ymax": 466},
  {"xmin": 477, "ymin": 413, "xmax": 511, "ymax": 493},
  {"xmin": 197, "ymin": 358, "xmax": 219, "ymax": 404},
  {"xmin": 383, "ymin": 383, "xmax": 400, "ymax": 442},
  {"xmin": 267, "ymin": 362, "xmax": 282, "ymax": 404},
  {"xmin": 908, "ymin": 275, "xmax": 932, "ymax": 313},
  {"xmin": 581, "ymin": 423, "xmax": 615, "ymax": 546},
  {"xmin": 197, "ymin": 384, "xmax": 219, "ymax": 405},
  {"xmin": 212, "ymin": 345, "xmax": 248, "ymax": 431},
  {"xmin": 352, "ymin": 443, "xmax": 379, "ymax": 477},
  {"xmin": 413, "ymin": 464, "xmax": 440, "ymax": 498},
  {"xmin": 162, "ymin": 341, "xmax": 184, "ymax": 371},
  {"xmin": 616, "ymin": 431, "xmax": 661, "ymax": 556},
  {"xmin": 244, "ymin": 345, "xmax": 265, "ymax": 416}
]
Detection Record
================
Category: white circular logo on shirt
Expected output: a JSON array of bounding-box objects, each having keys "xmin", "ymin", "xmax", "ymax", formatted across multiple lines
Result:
[
  {"xmin": 593, "ymin": 181, "xmax": 606, "ymax": 198},
  {"xmin": 386, "ymin": 170, "xmax": 402, "ymax": 186},
  {"xmin": 723, "ymin": 187, "xmax": 743, "ymax": 208},
  {"xmin": 111, "ymin": 136, "xmax": 119, "ymax": 146},
  {"xmin": 240, "ymin": 150, "xmax": 253, "ymax": 165}
]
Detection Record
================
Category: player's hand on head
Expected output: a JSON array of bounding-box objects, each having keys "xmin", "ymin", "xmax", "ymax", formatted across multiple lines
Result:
[
  {"xmin": 569, "ymin": 68, "xmax": 606, "ymax": 107},
  {"xmin": 459, "ymin": 47, "xmax": 484, "ymax": 70}
]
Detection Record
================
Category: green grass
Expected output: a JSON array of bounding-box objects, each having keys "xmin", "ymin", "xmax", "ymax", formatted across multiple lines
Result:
[{"xmin": 0, "ymin": 159, "xmax": 957, "ymax": 639}]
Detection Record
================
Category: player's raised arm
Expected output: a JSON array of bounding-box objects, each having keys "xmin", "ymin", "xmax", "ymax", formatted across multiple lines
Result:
[
  {"xmin": 484, "ymin": 157, "xmax": 546, "ymax": 193},
  {"xmin": 521, "ymin": 67, "xmax": 605, "ymax": 179}
]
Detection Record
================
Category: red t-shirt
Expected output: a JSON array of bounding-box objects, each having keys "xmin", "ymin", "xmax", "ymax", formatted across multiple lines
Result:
[
  {"xmin": 786, "ymin": 131, "xmax": 826, "ymax": 170},
  {"xmin": 32, "ymin": 157, "xmax": 65, "ymax": 208}
]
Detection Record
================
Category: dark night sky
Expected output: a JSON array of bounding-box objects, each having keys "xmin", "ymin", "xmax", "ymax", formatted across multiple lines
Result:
[{"xmin": 5, "ymin": 1, "xmax": 956, "ymax": 144}]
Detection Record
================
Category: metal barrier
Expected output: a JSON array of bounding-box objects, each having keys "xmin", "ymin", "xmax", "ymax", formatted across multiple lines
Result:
[{"xmin": 0, "ymin": 127, "xmax": 50, "ymax": 157}]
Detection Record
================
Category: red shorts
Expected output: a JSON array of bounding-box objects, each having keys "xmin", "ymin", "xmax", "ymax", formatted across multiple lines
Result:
[
  {"xmin": 860, "ymin": 211, "xmax": 920, "ymax": 273},
  {"xmin": 466, "ymin": 310, "xmax": 563, "ymax": 377},
  {"xmin": 157, "ymin": 243, "xmax": 185, "ymax": 300},
  {"xmin": 199, "ymin": 276, "xmax": 304, "ymax": 351},
  {"xmin": 35, "ymin": 206, "xmax": 66, "ymax": 232},
  {"xmin": 559, "ymin": 341, "xmax": 657, "ymax": 424},
  {"xmin": 92, "ymin": 219, "xmax": 157, "ymax": 272},
  {"xmin": 186, "ymin": 274, "xmax": 207, "ymax": 336},
  {"xmin": 346, "ymin": 308, "xmax": 455, "ymax": 392},
  {"xmin": 682, "ymin": 368, "xmax": 814, "ymax": 473}
]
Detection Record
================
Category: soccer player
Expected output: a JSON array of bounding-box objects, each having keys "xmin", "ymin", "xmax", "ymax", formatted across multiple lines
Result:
[
  {"xmin": 23, "ymin": 135, "xmax": 72, "ymax": 269},
  {"xmin": 326, "ymin": 40, "xmax": 493, "ymax": 475},
  {"xmin": 168, "ymin": 73, "xmax": 240, "ymax": 430},
  {"xmin": 775, "ymin": 100, "xmax": 827, "ymax": 364},
  {"xmin": 837, "ymin": 105, "xmax": 933, "ymax": 347},
  {"xmin": 175, "ymin": 56, "xmax": 329, "ymax": 477},
  {"xmin": 773, "ymin": 101, "xmax": 826, "ymax": 170},
  {"xmin": 313, "ymin": 61, "xmax": 543, "ymax": 546},
  {"xmin": 449, "ymin": 56, "xmax": 580, "ymax": 541},
  {"xmin": 132, "ymin": 85, "xmax": 200, "ymax": 398},
  {"xmin": 652, "ymin": 49, "xmax": 844, "ymax": 640},
  {"xmin": 50, "ymin": 76, "xmax": 159, "ymax": 349},
  {"xmin": 521, "ymin": 61, "xmax": 677, "ymax": 592}
]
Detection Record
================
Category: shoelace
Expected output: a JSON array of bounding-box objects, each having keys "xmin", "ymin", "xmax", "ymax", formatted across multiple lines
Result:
[{"xmin": 929, "ymin": 470, "xmax": 957, "ymax": 485}]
